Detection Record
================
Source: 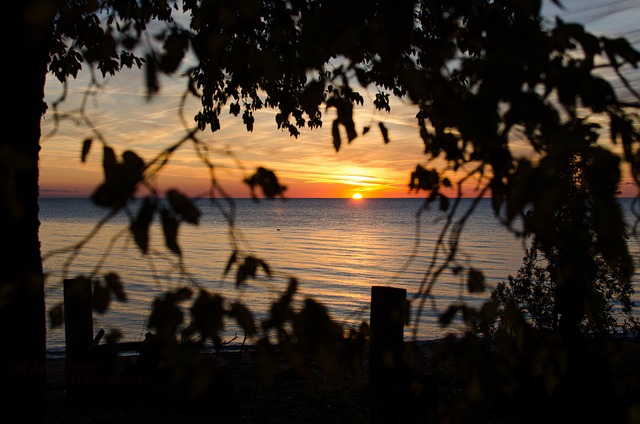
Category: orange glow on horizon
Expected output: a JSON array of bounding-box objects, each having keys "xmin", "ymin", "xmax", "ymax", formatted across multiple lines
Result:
[{"xmin": 38, "ymin": 74, "xmax": 640, "ymax": 201}]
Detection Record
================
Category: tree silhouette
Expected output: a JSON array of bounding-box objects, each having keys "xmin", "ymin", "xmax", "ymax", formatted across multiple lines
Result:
[
  {"xmin": 4, "ymin": 1, "xmax": 640, "ymax": 423},
  {"xmin": 488, "ymin": 151, "xmax": 638, "ymax": 336}
]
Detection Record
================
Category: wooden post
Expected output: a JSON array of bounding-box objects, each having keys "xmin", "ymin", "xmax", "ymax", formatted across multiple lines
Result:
[
  {"xmin": 63, "ymin": 278, "xmax": 93, "ymax": 389},
  {"xmin": 369, "ymin": 285, "xmax": 408, "ymax": 424},
  {"xmin": 63, "ymin": 278, "xmax": 93, "ymax": 360}
]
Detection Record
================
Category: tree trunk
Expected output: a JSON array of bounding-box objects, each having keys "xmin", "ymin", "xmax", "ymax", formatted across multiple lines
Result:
[{"xmin": 0, "ymin": 2, "xmax": 52, "ymax": 422}]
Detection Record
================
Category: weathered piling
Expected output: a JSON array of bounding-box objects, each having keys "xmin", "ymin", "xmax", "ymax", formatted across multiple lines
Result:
[
  {"xmin": 63, "ymin": 278, "xmax": 93, "ymax": 362},
  {"xmin": 369, "ymin": 285, "xmax": 408, "ymax": 424},
  {"xmin": 63, "ymin": 278, "xmax": 94, "ymax": 390}
]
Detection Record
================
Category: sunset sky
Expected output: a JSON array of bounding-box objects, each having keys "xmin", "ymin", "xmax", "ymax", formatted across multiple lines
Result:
[{"xmin": 39, "ymin": 0, "xmax": 640, "ymax": 199}]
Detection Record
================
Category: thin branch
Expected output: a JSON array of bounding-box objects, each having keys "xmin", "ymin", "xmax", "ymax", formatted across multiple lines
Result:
[{"xmin": 409, "ymin": 166, "xmax": 488, "ymax": 340}]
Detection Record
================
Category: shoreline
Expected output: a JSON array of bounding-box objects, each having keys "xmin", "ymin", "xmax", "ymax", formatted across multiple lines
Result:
[{"xmin": 44, "ymin": 340, "xmax": 442, "ymax": 424}]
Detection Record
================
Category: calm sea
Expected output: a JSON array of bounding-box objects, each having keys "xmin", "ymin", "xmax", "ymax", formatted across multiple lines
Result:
[{"xmin": 40, "ymin": 197, "xmax": 640, "ymax": 357}]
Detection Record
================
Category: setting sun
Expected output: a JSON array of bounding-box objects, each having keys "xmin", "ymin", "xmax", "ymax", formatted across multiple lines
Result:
[{"xmin": 352, "ymin": 193, "xmax": 363, "ymax": 200}]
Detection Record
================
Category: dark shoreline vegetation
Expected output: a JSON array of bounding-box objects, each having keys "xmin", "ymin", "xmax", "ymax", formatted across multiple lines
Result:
[
  {"xmin": 43, "ymin": 334, "xmax": 640, "ymax": 424},
  {"xmin": 43, "ymin": 347, "xmax": 370, "ymax": 424},
  {"xmin": 43, "ymin": 341, "xmax": 427, "ymax": 424}
]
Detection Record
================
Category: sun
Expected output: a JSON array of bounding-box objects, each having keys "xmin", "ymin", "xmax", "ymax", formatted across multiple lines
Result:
[{"xmin": 352, "ymin": 193, "xmax": 363, "ymax": 200}]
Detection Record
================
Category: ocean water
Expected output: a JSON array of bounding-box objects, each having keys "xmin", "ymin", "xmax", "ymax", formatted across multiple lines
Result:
[{"xmin": 40, "ymin": 197, "xmax": 640, "ymax": 357}]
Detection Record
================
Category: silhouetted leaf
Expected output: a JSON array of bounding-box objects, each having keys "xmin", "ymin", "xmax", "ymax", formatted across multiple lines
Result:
[
  {"xmin": 130, "ymin": 196, "xmax": 155, "ymax": 254},
  {"xmin": 409, "ymin": 165, "xmax": 440, "ymax": 192},
  {"xmin": 149, "ymin": 293, "xmax": 184, "ymax": 333},
  {"xmin": 91, "ymin": 181, "xmax": 121, "ymax": 209},
  {"xmin": 92, "ymin": 148, "xmax": 145, "ymax": 209},
  {"xmin": 374, "ymin": 92, "xmax": 391, "ymax": 112},
  {"xmin": 102, "ymin": 146, "xmax": 117, "ymax": 182},
  {"xmin": 344, "ymin": 120, "xmax": 357, "ymax": 143},
  {"xmin": 231, "ymin": 302, "xmax": 257, "ymax": 336},
  {"xmin": 580, "ymin": 76, "xmax": 616, "ymax": 113},
  {"xmin": 92, "ymin": 280, "xmax": 111, "ymax": 314},
  {"xmin": 603, "ymin": 36, "xmax": 640, "ymax": 68},
  {"xmin": 479, "ymin": 301, "xmax": 499, "ymax": 326},
  {"xmin": 190, "ymin": 290, "xmax": 224, "ymax": 340},
  {"xmin": 173, "ymin": 287, "xmax": 193, "ymax": 302},
  {"xmin": 468, "ymin": 269, "xmax": 485, "ymax": 293},
  {"xmin": 439, "ymin": 305, "xmax": 461, "ymax": 327},
  {"xmin": 348, "ymin": 90, "xmax": 365, "ymax": 107},
  {"xmin": 490, "ymin": 177, "xmax": 507, "ymax": 217},
  {"xmin": 49, "ymin": 303, "xmax": 64, "ymax": 328},
  {"xmin": 332, "ymin": 120, "xmax": 341, "ymax": 152},
  {"xmin": 81, "ymin": 138, "xmax": 92, "ymax": 163},
  {"xmin": 223, "ymin": 250, "xmax": 237, "ymax": 277},
  {"xmin": 362, "ymin": 126, "xmax": 370, "ymax": 135},
  {"xmin": 161, "ymin": 208, "xmax": 181, "ymax": 255},
  {"xmin": 167, "ymin": 188, "xmax": 201, "ymax": 224},
  {"xmin": 236, "ymin": 256, "xmax": 260, "ymax": 286},
  {"xmin": 379, "ymin": 122, "xmax": 390, "ymax": 144},
  {"xmin": 439, "ymin": 194, "xmax": 450, "ymax": 211},
  {"xmin": 145, "ymin": 54, "xmax": 159, "ymax": 98},
  {"xmin": 328, "ymin": 94, "xmax": 357, "ymax": 142},
  {"xmin": 300, "ymin": 80, "xmax": 325, "ymax": 115},
  {"xmin": 259, "ymin": 259, "xmax": 272, "ymax": 278},
  {"xmin": 286, "ymin": 277, "xmax": 298, "ymax": 298},
  {"xmin": 244, "ymin": 167, "xmax": 287, "ymax": 199},
  {"xmin": 263, "ymin": 278, "xmax": 298, "ymax": 330},
  {"xmin": 159, "ymin": 30, "xmax": 189, "ymax": 73},
  {"xmin": 242, "ymin": 110, "xmax": 254, "ymax": 132},
  {"xmin": 121, "ymin": 150, "xmax": 145, "ymax": 184},
  {"xmin": 104, "ymin": 272, "xmax": 127, "ymax": 301},
  {"xmin": 293, "ymin": 299, "xmax": 340, "ymax": 358},
  {"xmin": 288, "ymin": 123, "xmax": 300, "ymax": 138}
]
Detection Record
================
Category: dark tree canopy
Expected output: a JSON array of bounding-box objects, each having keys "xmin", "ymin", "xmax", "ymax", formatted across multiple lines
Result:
[{"xmin": 5, "ymin": 0, "xmax": 640, "ymax": 422}]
